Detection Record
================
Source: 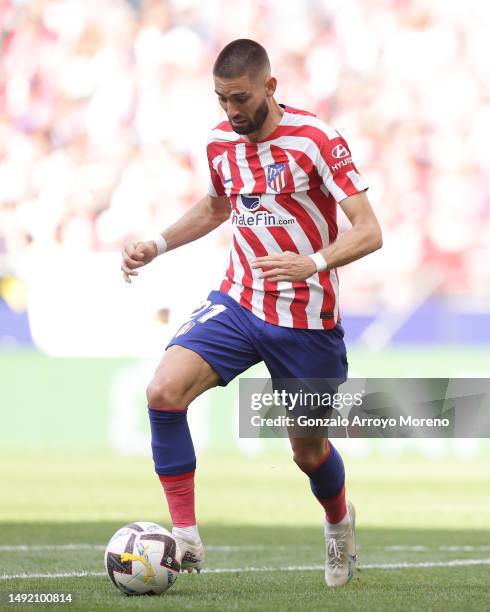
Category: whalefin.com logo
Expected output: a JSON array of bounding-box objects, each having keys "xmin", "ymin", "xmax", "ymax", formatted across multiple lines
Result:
[
  {"xmin": 231, "ymin": 211, "xmax": 295, "ymax": 227},
  {"xmin": 241, "ymin": 194, "xmax": 261, "ymax": 211},
  {"xmin": 233, "ymin": 193, "xmax": 295, "ymax": 227}
]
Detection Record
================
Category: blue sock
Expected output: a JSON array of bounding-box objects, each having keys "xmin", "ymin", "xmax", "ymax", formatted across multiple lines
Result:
[
  {"xmin": 308, "ymin": 442, "xmax": 345, "ymax": 499},
  {"xmin": 148, "ymin": 407, "xmax": 196, "ymax": 476}
]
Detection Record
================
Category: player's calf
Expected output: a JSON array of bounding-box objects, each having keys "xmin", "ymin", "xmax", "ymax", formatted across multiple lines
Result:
[
  {"xmin": 292, "ymin": 439, "xmax": 347, "ymax": 523},
  {"xmin": 148, "ymin": 406, "xmax": 204, "ymax": 572},
  {"xmin": 146, "ymin": 347, "xmax": 220, "ymax": 573},
  {"xmin": 291, "ymin": 438, "xmax": 355, "ymax": 586}
]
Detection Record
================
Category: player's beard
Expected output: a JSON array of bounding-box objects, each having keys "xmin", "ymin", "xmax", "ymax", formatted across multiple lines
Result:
[{"xmin": 230, "ymin": 99, "xmax": 269, "ymax": 135}]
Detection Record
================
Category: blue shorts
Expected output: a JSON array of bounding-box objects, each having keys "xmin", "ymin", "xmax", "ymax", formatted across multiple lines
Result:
[{"xmin": 167, "ymin": 290, "xmax": 348, "ymax": 388}]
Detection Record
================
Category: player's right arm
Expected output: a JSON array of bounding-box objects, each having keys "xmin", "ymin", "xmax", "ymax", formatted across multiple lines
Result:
[{"xmin": 120, "ymin": 194, "xmax": 230, "ymax": 283}]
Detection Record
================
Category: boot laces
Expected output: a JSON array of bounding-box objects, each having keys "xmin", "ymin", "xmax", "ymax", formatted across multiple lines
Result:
[{"xmin": 327, "ymin": 533, "xmax": 347, "ymax": 569}]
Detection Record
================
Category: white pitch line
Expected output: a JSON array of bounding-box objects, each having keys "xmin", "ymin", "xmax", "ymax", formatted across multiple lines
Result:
[
  {"xmin": 2, "ymin": 544, "xmax": 490, "ymax": 553},
  {"xmin": 207, "ymin": 545, "xmax": 267, "ymax": 552},
  {"xmin": 0, "ymin": 544, "xmax": 266, "ymax": 553},
  {"xmin": 1, "ymin": 571, "xmax": 106, "ymax": 580},
  {"xmin": 384, "ymin": 545, "xmax": 490, "ymax": 552},
  {"xmin": 361, "ymin": 558, "xmax": 490, "ymax": 569},
  {"xmin": 2, "ymin": 558, "xmax": 490, "ymax": 580},
  {"xmin": 0, "ymin": 544, "xmax": 106, "ymax": 552}
]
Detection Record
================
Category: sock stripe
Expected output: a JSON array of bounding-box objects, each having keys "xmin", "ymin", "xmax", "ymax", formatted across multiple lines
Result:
[
  {"xmin": 307, "ymin": 441, "xmax": 332, "ymax": 474},
  {"xmin": 150, "ymin": 406, "xmax": 188, "ymax": 412},
  {"xmin": 158, "ymin": 470, "xmax": 195, "ymax": 483},
  {"xmin": 318, "ymin": 482, "xmax": 346, "ymax": 506},
  {"xmin": 319, "ymin": 484, "xmax": 347, "ymax": 523}
]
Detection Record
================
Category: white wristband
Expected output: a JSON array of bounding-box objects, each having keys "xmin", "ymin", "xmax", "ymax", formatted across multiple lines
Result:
[
  {"xmin": 153, "ymin": 235, "xmax": 167, "ymax": 256},
  {"xmin": 309, "ymin": 252, "xmax": 328, "ymax": 272}
]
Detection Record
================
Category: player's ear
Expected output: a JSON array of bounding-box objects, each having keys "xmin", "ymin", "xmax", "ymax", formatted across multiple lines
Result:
[{"xmin": 265, "ymin": 76, "xmax": 277, "ymax": 98}]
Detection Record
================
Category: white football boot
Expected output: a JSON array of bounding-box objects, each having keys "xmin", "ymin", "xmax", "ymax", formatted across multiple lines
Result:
[
  {"xmin": 324, "ymin": 500, "xmax": 357, "ymax": 587},
  {"xmin": 172, "ymin": 527, "xmax": 205, "ymax": 574}
]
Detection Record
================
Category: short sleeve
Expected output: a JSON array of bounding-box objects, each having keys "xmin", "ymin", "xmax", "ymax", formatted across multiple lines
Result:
[
  {"xmin": 207, "ymin": 144, "xmax": 225, "ymax": 198},
  {"xmin": 315, "ymin": 132, "xmax": 368, "ymax": 203}
]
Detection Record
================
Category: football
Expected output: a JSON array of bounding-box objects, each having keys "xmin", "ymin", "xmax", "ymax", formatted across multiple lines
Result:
[{"xmin": 104, "ymin": 521, "xmax": 181, "ymax": 596}]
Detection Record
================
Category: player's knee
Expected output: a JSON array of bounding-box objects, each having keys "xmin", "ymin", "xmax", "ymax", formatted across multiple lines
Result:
[
  {"xmin": 293, "ymin": 453, "xmax": 320, "ymax": 473},
  {"xmin": 292, "ymin": 441, "xmax": 328, "ymax": 473},
  {"xmin": 146, "ymin": 376, "xmax": 187, "ymax": 410}
]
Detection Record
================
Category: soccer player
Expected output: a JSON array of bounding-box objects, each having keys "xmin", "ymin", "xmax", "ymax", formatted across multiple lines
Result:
[{"xmin": 121, "ymin": 39, "xmax": 382, "ymax": 587}]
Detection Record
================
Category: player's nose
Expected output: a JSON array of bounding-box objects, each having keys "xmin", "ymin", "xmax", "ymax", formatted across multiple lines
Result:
[{"xmin": 226, "ymin": 102, "xmax": 241, "ymax": 119}]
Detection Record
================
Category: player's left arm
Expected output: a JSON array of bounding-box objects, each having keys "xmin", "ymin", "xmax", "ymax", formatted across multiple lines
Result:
[
  {"xmin": 251, "ymin": 191, "xmax": 381, "ymax": 282},
  {"xmin": 319, "ymin": 190, "xmax": 383, "ymax": 269},
  {"xmin": 253, "ymin": 126, "xmax": 382, "ymax": 282}
]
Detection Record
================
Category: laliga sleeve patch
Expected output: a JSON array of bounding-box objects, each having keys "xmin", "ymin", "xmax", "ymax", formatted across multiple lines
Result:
[{"xmin": 175, "ymin": 321, "xmax": 195, "ymax": 337}]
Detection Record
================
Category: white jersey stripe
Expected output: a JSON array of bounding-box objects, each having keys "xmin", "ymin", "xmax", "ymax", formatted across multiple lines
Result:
[
  {"xmin": 208, "ymin": 129, "xmax": 241, "ymax": 143},
  {"xmin": 236, "ymin": 143, "xmax": 254, "ymax": 193},
  {"xmin": 280, "ymin": 112, "xmax": 339, "ymax": 139},
  {"xmin": 346, "ymin": 169, "xmax": 368, "ymax": 192}
]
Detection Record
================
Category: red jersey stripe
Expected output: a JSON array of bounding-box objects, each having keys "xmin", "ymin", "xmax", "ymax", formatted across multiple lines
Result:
[
  {"xmin": 232, "ymin": 234, "xmax": 253, "ymax": 310},
  {"xmin": 220, "ymin": 251, "xmax": 234, "ymax": 294}
]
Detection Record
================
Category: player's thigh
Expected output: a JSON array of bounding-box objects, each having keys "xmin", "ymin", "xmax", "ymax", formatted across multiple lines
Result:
[
  {"xmin": 147, "ymin": 344, "xmax": 220, "ymax": 408},
  {"xmin": 167, "ymin": 290, "xmax": 261, "ymax": 387},
  {"xmin": 261, "ymin": 322, "xmax": 348, "ymax": 380},
  {"xmin": 262, "ymin": 323, "xmax": 345, "ymax": 443}
]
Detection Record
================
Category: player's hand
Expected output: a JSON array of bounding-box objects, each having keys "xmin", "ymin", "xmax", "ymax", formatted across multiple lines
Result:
[
  {"xmin": 251, "ymin": 251, "xmax": 318, "ymax": 282},
  {"xmin": 121, "ymin": 240, "xmax": 157, "ymax": 283}
]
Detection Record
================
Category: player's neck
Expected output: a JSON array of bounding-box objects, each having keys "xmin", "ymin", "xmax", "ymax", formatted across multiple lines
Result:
[{"xmin": 244, "ymin": 100, "xmax": 284, "ymax": 143}]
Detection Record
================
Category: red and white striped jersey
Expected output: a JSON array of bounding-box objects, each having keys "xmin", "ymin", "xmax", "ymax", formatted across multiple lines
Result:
[{"xmin": 206, "ymin": 105, "xmax": 368, "ymax": 330}]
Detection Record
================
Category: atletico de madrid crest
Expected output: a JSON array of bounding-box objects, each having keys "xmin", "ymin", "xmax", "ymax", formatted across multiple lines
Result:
[{"xmin": 267, "ymin": 163, "xmax": 287, "ymax": 193}]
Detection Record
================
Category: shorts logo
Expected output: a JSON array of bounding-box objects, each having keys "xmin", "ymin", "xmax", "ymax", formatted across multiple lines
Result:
[
  {"xmin": 332, "ymin": 144, "xmax": 350, "ymax": 159},
  {"xmin": 267, "ymin": 163, "xmax": 287, "ymax": 192},
  {"xmin": 241, "ymin": 195, "xmax": 261, "ymax": 211},
  {"xmin": 175, "ymin": 321, "xmax": 195, "ymax": 337}
]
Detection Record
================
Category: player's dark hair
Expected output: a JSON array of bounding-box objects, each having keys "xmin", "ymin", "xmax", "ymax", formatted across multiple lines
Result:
[{"xmin": 213, "ymin": 39, "xmax": 270, "ymax": 80}]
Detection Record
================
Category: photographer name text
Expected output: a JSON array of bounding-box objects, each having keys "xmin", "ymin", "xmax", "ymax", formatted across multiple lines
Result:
[{"xmin": 250, "ymin": 414, "xmax": 451, "ymax": 429}]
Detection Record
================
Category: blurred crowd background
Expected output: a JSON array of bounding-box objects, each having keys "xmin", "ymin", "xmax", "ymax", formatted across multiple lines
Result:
[{"xmin": 1, "ymin": 0, "xmax": 489, "ymax": 354}]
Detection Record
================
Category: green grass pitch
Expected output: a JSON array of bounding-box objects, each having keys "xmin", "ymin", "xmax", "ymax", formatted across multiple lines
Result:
[{"xmin": 1, "ymin": 451, "xmax": 489, "ymax": 611}]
